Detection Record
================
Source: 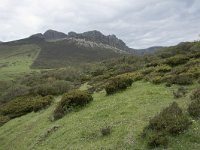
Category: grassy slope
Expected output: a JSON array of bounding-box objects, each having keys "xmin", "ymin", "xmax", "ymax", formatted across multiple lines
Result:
[
  {"xmin": 32, "ymin": 40, "xmax": 123, "ymax": 69},
  {"xmin": 0, "ymin": 81, "xmax": 200, "ymax": 150},
  {"xmin": 0, "ymin": 44, "xmax": 40, "ymax": 80}
]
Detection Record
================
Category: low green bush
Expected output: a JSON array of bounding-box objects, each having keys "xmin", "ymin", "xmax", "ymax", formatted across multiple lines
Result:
[
  {"xmin": 129, "ymin": 72, "xmax": 143, "ymax": 81},
  {"xmin": 0, "ymin": 95, "xmax": 53, "ymax": 118},
  {"xmin": 142, "ymin": 102, "xmax": 191, "ymax": 148},
  {"xmin": 173, "ymin": 87, "xmax": 187, "ymax": 98},
  {"xmin": 167, "ymin": 73, "xmax": 193, "ymax": 85},
  {"xmin": 151, "ymin": 76, "xmax": 164, "ymax": 84},
  {"xmin": 148, "ymin": 102, "xmax": 191, "ymax": 134},
  {"xmin": 33, "ymin": 95, "xmax": 54, "ymax": 112},
  {"xmin": 0, "ymin": 85, "xmax": 30, "ymax": 103},
  {"xmin": 30, "ymin": 80, "xmax": 71, "ymax": 96},
  {"xmin": 165, "ymin": 55, "xmax": 189, "ymax": 66},
  {"xmin": 190, "ymin": 88, "xmax": 200, "ymax": 100},
  {"xmin": 53, "ymin": 90, "xmax": 93, "ymax": 120},
  {"xmin": 155, "ymin": 65, "xmax": 172, "ymax": 73},
  {"xmin": 105, "ymin": 75, "xmax": 133, "ymax": 95},
  {"xmin": 188, "ymin": 99, "xmax": 200, "ymax": 118},
  {"xmin": 101, "ymin": 126, "xmax": 111, "ymax": 136},
  {"xmin": 0, "ymin": 115, "xmax": 10, "ymax": 126},
  {"xmin": 143, "ymin": 130, "xmax": 169, "ymax": 148}
]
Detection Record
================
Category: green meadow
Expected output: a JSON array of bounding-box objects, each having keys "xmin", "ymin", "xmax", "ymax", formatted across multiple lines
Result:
[
  {"xmin": 1, "ymin": 81, "xmax": 200, "ymax": 150},
  {"xmin": 0, "ymin": 44, "xmax": 40, "ymax": 80}
]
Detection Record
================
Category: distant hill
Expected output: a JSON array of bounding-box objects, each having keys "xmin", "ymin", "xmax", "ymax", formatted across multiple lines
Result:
[
  {"xmin": 30, "ymin": 29, "xmax": 132, "ymax": 52},
  {"xmin": 68, "ymin": 30, "xmax": 132, "ymax": 52},
  {"xmin": 135, "ymin": 46, "xmax": 165, "ymax": 55},
  {"xmin": 31, "ymin": 30, "xmax": 67, "ymax": 40},
  {"xmin": 1, "ymin": 29, "xmax": 132, "ymax": 69},
  {"xmin": 31, "ymin": 38, "xmax": 128, "ymax": 68}
]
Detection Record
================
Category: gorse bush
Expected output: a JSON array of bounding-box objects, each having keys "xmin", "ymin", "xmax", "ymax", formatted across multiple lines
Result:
[
  {"xmin": 155, "ymin": 65, "xmax": 172, "ymax": 73},
  {"xmin": 53, "ymin": 90, "xmax": 93, "ymax": 120},
  {"xmin": 30, "ymin": 80, "xmax": 71, "ymax": 96},
  {"xmin": 188, "ymin": 99, "xmax": 200, "ymax": 118},
  {"xmin": 188, "ymin": 88, "xmax": 200, "ymax": 118},
  {"xmin": 105, "ymin": 75, "xmax": 133, "ymax": 95},
  {"xmin": 0, "ymin": 85, "xmax": 30, "ymax": 103},
  {"xmin": 144, "ymin": 130, "xmax": 169, "ymax": 148},
  {"xmin": 190, "ymin": 88, "xmax": 200, "ymax": 100},
  {"xmin": 151, "ymin": 76, "xmax": 164, "ymax": 84},
  {"xmin": 165, "ymin": 55, "xmax": 189, "ymax": 66},
  {"xmin": 0, "ymin": 95, "xmax": 53, "ymax": 118},
  {"xmin": 148, "ymin": 102, "xmax": 191, "ymax": 134},
  {"xmin": 0, "ymin": 115, "xmax": 10, "ymax": 126},
  {"xmin": 143, "ymin": 102, "xmax": 191, "ymax": 148},
  {"xmin": 167, "ymin": 73, "xmax": 193, "ymax": 85},
  {"xmin": 173, "ymin": 87, "xmax": 187, "ymax": 98}
]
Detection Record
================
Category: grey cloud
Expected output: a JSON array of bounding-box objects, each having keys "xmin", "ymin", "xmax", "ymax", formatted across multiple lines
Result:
[{"xmin": 0, "ymin": 0, "xmax": 200, "ymax": 48}]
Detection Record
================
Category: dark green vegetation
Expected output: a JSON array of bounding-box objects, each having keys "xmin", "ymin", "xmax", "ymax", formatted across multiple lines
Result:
[
  {"xmin": 0, "ymin": 35, "xmax": 200, "ymax": 149},
  {"xmin": 0, "ymin": 95, "xmax": 53, "ymax": 123},
  {"xmin": 53, "ymin": 90, "xmax": 93, "ymax": 120},
  {"xmin": 188, "ymin": 88, "xmax": 200, "ymax": 118},
  {"xmin": 32, "ymin": 39, "xmax": 124, "ymax": 69},
  {"xmin": 142, "ymin": 102, "xmax": 191, "ymax": 148},
  {"xmin": 105, "ymin": 75, "xmax": 133, "ymax": 95}
]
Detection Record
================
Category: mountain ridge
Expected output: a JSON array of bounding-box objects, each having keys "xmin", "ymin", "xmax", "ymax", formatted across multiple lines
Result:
[{"xmin": 30, "ymin": 29, "xmax": 132, "ymax": 52}]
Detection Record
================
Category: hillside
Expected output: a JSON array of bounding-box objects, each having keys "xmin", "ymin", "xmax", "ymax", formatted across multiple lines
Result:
[
  {"xmin": 0, "ymin": 44, "xmax": 40, "ymax": 80},
  {"xmin": 0, "ymin": 33, "xmax": 200, "ymax": 150},
  {"xmin": 0, "ymin": 30, "xmax": 132, "ymax": 70},
  {"xmin": 0, "ymin": 81, "xmax": 200, "ymax": 150},
  {"xmin": 31, "ymin": 38, "xmax": 128, "ymax": 69}
]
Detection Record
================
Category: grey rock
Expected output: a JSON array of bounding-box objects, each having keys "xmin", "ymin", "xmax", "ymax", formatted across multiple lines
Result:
[
  {"xmin": 68, "ymin": 30, "xmax": 131, "ymax": 52},
  {"xmin": 43, "ymin": 29, "xmax": 67, "ymax": 40}
]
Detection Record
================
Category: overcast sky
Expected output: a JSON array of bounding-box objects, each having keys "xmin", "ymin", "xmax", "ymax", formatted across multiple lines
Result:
[{"xmin": 0, "ymin": 0, "xmax": 200, "ymax": 48}]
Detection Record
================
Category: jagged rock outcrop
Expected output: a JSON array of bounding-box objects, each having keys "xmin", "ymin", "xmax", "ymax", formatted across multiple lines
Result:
[
  {"xmin": 43, "ymin": 30, "xmax": 67, "ymax": 40},
  {"xmin": 29, "ymin": 29, "xmax": 133, "ymax": 52},
  {"xmin": 68, "ymin": 30, "xmax": 131, "ymax": 51}
]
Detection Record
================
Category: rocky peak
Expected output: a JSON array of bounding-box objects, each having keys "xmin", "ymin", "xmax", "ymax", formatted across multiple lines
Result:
[
  {"xmin": 29, "ymin": 29, "xmax": 132, "ymax": 52},
  {"xmin": 30, "ymin": 33, "xmax": 45, "ymax": 39},
  {"xmin": 43, "ymin": 29, "xmax": 67, "ymax": 40},
  {"xmin": 68, "ymin": 30, "xmax": 130, "ymax": 51}
]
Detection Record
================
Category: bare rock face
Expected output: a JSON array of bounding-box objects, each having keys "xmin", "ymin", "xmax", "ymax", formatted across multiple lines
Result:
[
  {"xmin": 30, "ymin": 33, "xmax": 45, "ymax": 39},
  {"xmin": 43, "ymin": 30, "xmax": 67, "ymax": 40},
  {"xmin": 68, "ymin": 30, "xmax": 130, "ymax": 51},
  {"xmin": 29, "ymin": 29, "xmax": 133, "ymax": 52}
]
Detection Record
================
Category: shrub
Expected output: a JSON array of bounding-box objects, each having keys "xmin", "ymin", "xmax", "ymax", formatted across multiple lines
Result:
[
  {"xmin": 167, "ymin": 74, "xmax": 193, "ymax": 85},
  {"xmin": 144, "ymin": 130, "xmax": 168, "ymax": 148},
  {"xmin": 148, "ymin": 102, "xmax": 191, "ymax": 134},
  {"xmin": 33, "ymin": 95, "xmax": 54, "ymax": 112},
  {"xmin": 105, "ymin": 75, "xmax": 133, "ymax": 95},
  {"xmin": 143, "ymin": 102, "xmax": 191, "ymax": 147},
  {"xmin": 165, "ymin": 55, "xmax": 189, "ymax": 66},
  {"xmin": 129, "ymin": 72, "xmax": 143, "ymax": 81},
  {"xmin": 30, "ymin": 80, "xmax": 71, "ymax": 96},
  {"xmin": 155, "ymin": 65, "xmax": 172, "ymax": 73},
  {"xmin": 151, "ymin": 76, "xmax": 164, "ymax": 84},
  {"xmin": 0, "ymin": 85, "xmax": 30, "ymax": 103},
  {"xmin": 0, "ymin": 80, "xmax": 12, "ymax": 94},
  {"xmin": 188, "ymin": 100, "xmax": 200, "ymax": 118},
  {"xmin": 190, "ymin": 88, "xmax": 200, "ymax": 100},
  {"xmin": 173, "ymin": 87, "xmax": 187, "ymax": 98},
  {"xmin": 91, "ymin": 67, "xmax": 105, "ymax": 76},
  {"xmin": 101, "ymin": 126, "xmax": 111, "ymax": 136},
  {"xmin": 0, "ymin": 95, "xmax": 53, "ymax": 118},
  {"xmin": 53, "ymin": 90, "xmax": 93, "ymax": 120},
  {"xmin": 0, "ymin": 115, "xmax": 10, "ymax": 126}
]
